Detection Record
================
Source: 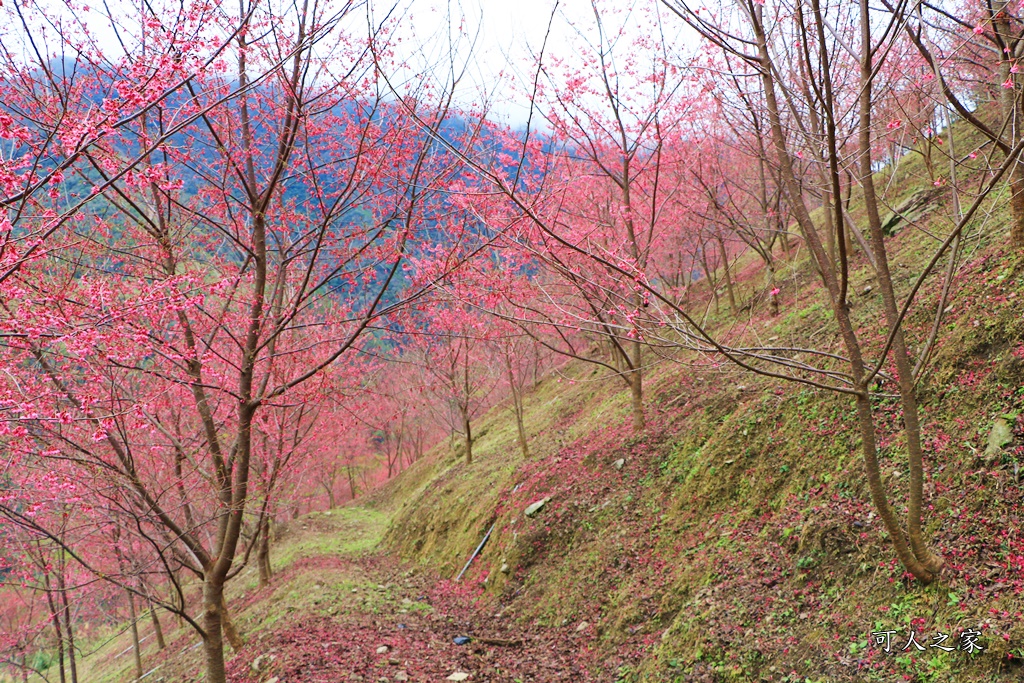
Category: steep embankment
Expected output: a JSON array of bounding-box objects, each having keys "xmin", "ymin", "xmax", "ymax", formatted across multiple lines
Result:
[
  {"xmin": 375, "ymin": 167, "xmax": 1024, "ymax": 680},
  {"xmin": 55, "ymin": 138, "xmax": 1024, "ymax": 683}
]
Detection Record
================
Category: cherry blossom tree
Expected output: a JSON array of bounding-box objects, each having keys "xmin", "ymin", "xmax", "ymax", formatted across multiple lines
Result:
[
  {"xmin": 902, "ymin": 0, "xmax": 1024, "ymax": 247},
  {"xmin": 0, "ymin": 2, "xmax": 487, "ymax": 681}
]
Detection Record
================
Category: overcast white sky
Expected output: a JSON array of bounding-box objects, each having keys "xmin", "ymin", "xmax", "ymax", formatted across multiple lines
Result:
[
  {"xmin": 1, "ymin": 0, "xmax": 695, "ymax": 127},
  {"xmin": 378, "ymin": 0, "xmax": 696, "ymax": 126}
]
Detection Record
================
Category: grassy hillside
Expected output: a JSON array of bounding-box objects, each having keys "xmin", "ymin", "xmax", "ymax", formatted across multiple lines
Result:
[
  {"xmin": 8, "ymin": 508, "xmax": 390, "ymax": 683},
  {"xmin": 11, "ymin": 123, "xmax": 1024, "ymax": 683},
  {"xmin": 376, "ymin": 136, "xmax": 1024, "ymax": 681}
]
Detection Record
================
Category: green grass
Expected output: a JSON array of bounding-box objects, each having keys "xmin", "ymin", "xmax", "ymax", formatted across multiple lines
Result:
[{"xmin": 6, "ymin": 506, "xmax": 391, "ymax": 683}]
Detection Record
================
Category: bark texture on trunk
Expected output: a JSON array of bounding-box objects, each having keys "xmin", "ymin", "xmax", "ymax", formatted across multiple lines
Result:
[
  {"xmin": 149, "ymin": 603, "xmax": 166, "ymax": 650},
  {"xmin": 202, "ymin": 582, "xmax": 227, "ymax": 683},
  {"xmin": 128, "ymin": 591, "xmax": 143, "ymax": 681},
  {"xmin": 996, "ymin": 5, "xmax": 1024, "ymax": 248},
  {"xmin": 462, "ymin": 410, "xmax": 473, "ymax": 465},
  {"xmin": 258, "ymin": 516, "xmax": 272, "ymax": 588}
]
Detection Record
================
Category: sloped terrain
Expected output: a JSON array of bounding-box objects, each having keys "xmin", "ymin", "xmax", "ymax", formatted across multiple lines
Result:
[
  {"xmin": 376, "ymin": 155, "xmax": 1024, "ymax": 681},
  {"xmin": 59, "ymin": 509, "xmax": 602, "ymax": 683},
  {"xmin": 43, "ymin": 128, "xmax": 1024, "ymax": 683}
]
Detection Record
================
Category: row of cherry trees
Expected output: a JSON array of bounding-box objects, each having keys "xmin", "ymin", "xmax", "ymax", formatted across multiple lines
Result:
[
  {"xmin": 437, "ymin": 0, "xmax": 1024, "ymax": 589},
  {"xmin": 0, "ymin": 0, "xmax": 498, "ymax": 680},
  {"xmin": 3, "ymin": 0, "xmax": 1024, "ymax": 679}
]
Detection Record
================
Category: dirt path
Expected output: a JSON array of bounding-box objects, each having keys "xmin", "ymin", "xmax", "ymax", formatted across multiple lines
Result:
[{"xmin": 218, "ymin": 509, "xmax": 599, "ymax": 683}]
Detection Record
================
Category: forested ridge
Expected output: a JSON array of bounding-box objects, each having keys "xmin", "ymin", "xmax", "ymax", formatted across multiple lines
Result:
[{"xmin": 1, "ymin": 0, "xmax": 1024, "ymax": 681}]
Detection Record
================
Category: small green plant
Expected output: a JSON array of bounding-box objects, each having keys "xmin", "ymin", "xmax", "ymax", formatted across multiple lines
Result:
[{"xmin": 796, "ymin": 555, "xmax": 818, "ymax": 569}]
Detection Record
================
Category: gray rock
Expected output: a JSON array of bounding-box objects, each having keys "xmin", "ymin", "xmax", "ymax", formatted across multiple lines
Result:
[
  {"xmin": 500, "ymin": 562, "xmax": 510, "ymax": 574},
  {"xmin": 376, "ymin": 645, "xmax": 389, "ymax": 654},
  {"xmin": 612, "ymin": 458, "xmax": 625, "ymax": 471},
  {"xmin": 251, "ymin": 654, "xmax": 276, "ymax": 672},
  {"xmin": 986, "ymin": 418, "xmax": 1014, "ymax": 458},
  {"xmin": 447, "ymin": 674, "xmax": 470, "ymax": 682},
  {"xmin": 395, "ymin": 673, "xmax": 409, "ymax": 682},
  {"xmin": 524, "ymin": 498, "xmax": 549, "ymax": 517},
  {"xmin": 575, "ymin": 621, "xmax": 589, "ymax": 632}
]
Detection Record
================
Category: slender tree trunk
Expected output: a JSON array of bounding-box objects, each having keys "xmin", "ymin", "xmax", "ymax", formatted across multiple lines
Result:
[
  {"xmin": 533, "ymin": 345, "xmax": 541, "ymax": 387},
  {"xmin": 856, "ymin": 0, "xmax": 942, "ymax": 576},
  {"xmin": 462, "ymin": 408, "xmax": 473, "ymax": 465},
  {"xmin": 127, "ymin": 591, "xmax": 143, "ymax": 681},
  {"xmin": 1009, "ymin": 161, "xmax": 1024, "ymax": 248},
  {"xmin": 347, "ymin": 464, "xmax": 358, "ymax": 501},
  {"xmin": 701, "ymin": 246, "xmax": 719, "ymax": 313},
  {"xmin": 171, "ymin": 570, "xmax": 186, "ymax": 630},
  {"xmin": 716, "ymin": 235, "xmax": 737, "ymax": 315},
  {"xmin": 221, "ymin": 597, "xmax": 244, "ymax": 651},
  {"xmin": 44, "ymin": 575, "xmax": 67, "ymax": 683},
  {"xmin": 58, "ymin": 569, "xmax": 78, "ymax": 683},
  {"xmin": 505, "ymin": 352, "xmax": 529, "ymax": 458},
  {"xmin": 823, "ymin": 187, "xmax": 836, "ymax": 267},
  {"xmin": 149, "ymin": 603, "xmax": 166, "ymax": 650},
  {"xmin": 766, "ymin": 261, "xmax": 779, "ymax": 316},
  {"xmin": 751, "ymin": 0, "xmax": 937, "ymax": 582},
  {"xmin": 629, "ymin": 340, "xmax": 645, "ymax": 432},
  {"xmin": 258, "ymin": 516, "xmax": 272, "ymax": 588},
  {"xmin": 837, "ymin": 171, "xmax": 856, "ymax": 260},
  {"xmin": 853, "ymin": 390, "xmax": 932, "ymax": 579},
  {"xmin": 513, "ymin": 398, "xmax": 529, "ymax": 459},
  {"xmin": 995, "ymin": 6, "xmax": 1024, "ymax": 248}
]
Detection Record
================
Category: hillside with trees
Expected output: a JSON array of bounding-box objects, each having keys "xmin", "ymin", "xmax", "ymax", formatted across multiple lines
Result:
[{"xmin": 1, "ymin": 0, "xmax": 1023, "ymax": 681}]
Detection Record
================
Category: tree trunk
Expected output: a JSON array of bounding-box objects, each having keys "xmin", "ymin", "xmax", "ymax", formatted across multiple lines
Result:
[
  {"xmin": 856, "ymin": 0, "xmax": 942, "ymax": 577},
  {"xmin": 1009, "ymin": 164, "xmax": 1024, "ymax": 248},
  {"xmin": 626, "ymin": 339, "xmax": 643, "ymax": 430},
  {"xmin": 172, "ymin": 570, "xmax": 186, "ymax": 630},
  {"xmin": 751, "ymin": 0, "xmax": 938, "ymax": 582},
  {"xmin": 58, "ymin": 569, "xmax": 78, "ymax": 683},
  {"xmin": 853, "ymin": 390, "xmax": 937, "ymax": 582},
  {"xmin": 716, "ymin": 235, "xmax": 737, "ymax": 315},
  {"xmin": 127, "ymin": 591, "xmax": 143, "ymax": 681},
  {"xmin": 514, "ymin": 402, "xmax": 529, "ymax": 459},
  {"xmin": 221, "ymin": 597, "xmax": 244, "ymax": 651},
  {"xmin": 257, "ymin": 516, "xmax": 272, "ymax": 588},
  {"xmin": 995, "ymin": 5, "xmax": 1024, "ymax": 248},
  {"xmin": 823, "ymin": 187, "xmax": 836, "ymax": 267},
  {"xmin": 44, "ymin": 575, "xmax": 66, "ymax": 683},
  {"xmin": 462, "ymin": 408, "xmax": 473, "ymax": 465},
  {"xmin": 149, "ymin": 603, "xmax": 166, "ymax": 650},
  {"xmin": 346, "ymin": 464, "xmax": 358, "ymax": 500},
  {"xmin": 766, "ymin": 262, "xmax": 779, "ymax": 316},
  {"xmin": 505, "ymin": 353, "xmax": 529, "ymax": 459},
  {"xmin": 202, "ymin": 581, "xmax": 227, "ymax": 683},
  {"xmin": 701, "ymin": 246, "xmax": 719, "ymax": 313}
]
